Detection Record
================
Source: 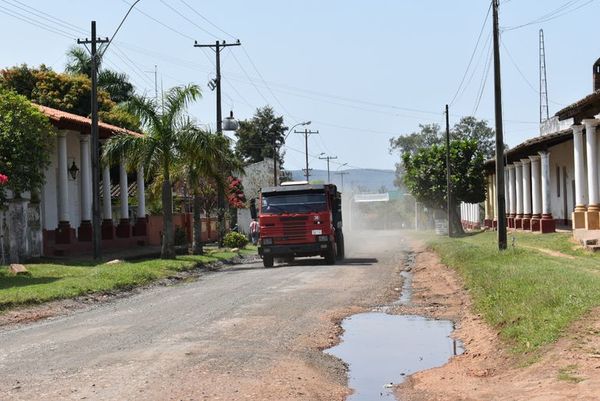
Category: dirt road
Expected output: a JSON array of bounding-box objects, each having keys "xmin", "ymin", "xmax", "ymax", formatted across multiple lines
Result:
[{"xmin": 0, "ymin": 231, "xmax": 407, "ymax": 401}]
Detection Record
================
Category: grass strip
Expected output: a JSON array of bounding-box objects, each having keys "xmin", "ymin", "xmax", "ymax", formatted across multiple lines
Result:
[
  {"xmin": 420, "ymin": 231, "xmax": 600, "ymax": 353},
  {"xmin": 0, "ymin": 246, "xmax": 258, "ymax": 312}
]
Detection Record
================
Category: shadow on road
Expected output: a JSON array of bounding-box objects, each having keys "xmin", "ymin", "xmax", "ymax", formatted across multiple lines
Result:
[{"xmin": 341, "ymin": 258, "xmax": 379, "ymax": 265}]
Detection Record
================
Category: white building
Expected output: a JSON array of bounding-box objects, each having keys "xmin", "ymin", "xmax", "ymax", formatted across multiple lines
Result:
[{"xmin": 481, "ymin": 58, "xmax": 600, "ymax": 235}]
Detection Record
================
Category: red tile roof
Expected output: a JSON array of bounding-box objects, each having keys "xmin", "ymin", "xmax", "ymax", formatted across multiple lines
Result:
[{"xmin": 37, "ymin": 104, "xmax": 144, "ymax": 138}]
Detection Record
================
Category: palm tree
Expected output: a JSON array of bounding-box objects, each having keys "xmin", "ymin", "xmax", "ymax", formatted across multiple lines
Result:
[
  {"xmin": 103, "ymin": 84, "xmax": 201, "ymax": 259},
  {"xmin": 65, "ymin": 46, "xmax": 134, "ymax": 104},
  {"xmin": 177, "ymin": 131, "xmax": 242, "ymax": 254}
]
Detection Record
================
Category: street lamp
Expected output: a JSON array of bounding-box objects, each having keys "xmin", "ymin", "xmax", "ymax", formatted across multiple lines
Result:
[{"xmin": 274, "ymin": 121, "xmax": 311, "ymax": 186}]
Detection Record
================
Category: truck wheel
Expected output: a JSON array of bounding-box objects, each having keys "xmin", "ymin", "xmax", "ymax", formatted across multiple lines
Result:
[
  {"xmin": 336, "ymin": 233, "xmax": 345, "ymax": 261},
  {"xmin": 325, "ymin": 247, "xmax": 336, "ymax": 265},
  {"xmin": 263, "ymin": 255, "xmax": 274, "ymax": 268}
]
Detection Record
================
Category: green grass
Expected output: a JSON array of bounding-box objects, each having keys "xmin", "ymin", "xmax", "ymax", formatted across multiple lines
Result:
[
  {"xmin": 0, "ymin": 246, "xmax": 258, "ymax": 312},
  {"xmin": 417, "ymin": 231, "xmax": 600, "ymax": 353}
]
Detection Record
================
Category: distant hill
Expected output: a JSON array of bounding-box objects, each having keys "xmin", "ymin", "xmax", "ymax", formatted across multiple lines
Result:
[{"xmin": 288, "ymin": 168, "xmax": 396, "ymax": 193}]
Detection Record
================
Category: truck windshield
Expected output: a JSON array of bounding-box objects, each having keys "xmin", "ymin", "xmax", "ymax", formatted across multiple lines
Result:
[{"xmin": 262, "ymin": 192, "xmax": 327, "ymax": 214}]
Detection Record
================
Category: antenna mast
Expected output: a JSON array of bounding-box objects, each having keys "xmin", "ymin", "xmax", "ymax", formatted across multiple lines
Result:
[{"xmin": 539, "ymin": 29, "xmax": 550, "ymax": 126}]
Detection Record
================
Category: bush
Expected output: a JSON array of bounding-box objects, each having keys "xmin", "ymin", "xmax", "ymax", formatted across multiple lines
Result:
[
  {"xmin": 223, "ymin": 231, "xmax": 248, "ymax": 249},
  {"xmin": 174, "ymin": 226, "xmax": 187, "ymax": 246}
]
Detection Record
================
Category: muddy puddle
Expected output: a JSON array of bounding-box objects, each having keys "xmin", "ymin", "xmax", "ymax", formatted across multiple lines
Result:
[{"xmin": 326, "ymin": 251, "xmax": 463, "ymax": 400}]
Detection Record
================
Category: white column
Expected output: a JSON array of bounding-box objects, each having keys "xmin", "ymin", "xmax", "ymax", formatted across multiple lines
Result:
[
  {"xmin": 102, "ymin": 165, "xmax": 112, "ymax": 220},
  {"xmin": 508, "ymin": 165, "xmax": 516, "ymax": 216},
  {"xmin": 504, "ymin": 168, "xmax": 509, "ymax": 213},
  {"xmin": 492, "ymin": 174, "xmax": 498, "ymax": 220},
  {"xmin": 539, "ymin": 151, "xmax": 551, "ymax": 215},
  {"xmin": 57, "ymin": 132, "xmax": 70, "ymax": 223},
  {"xmin": 572, "ymin": 124, "xmax": 586, "ymax": 211},
  {"xmin": 484, "ymin": 176, "xmax": 491, "ymax": 221},
  {"xmin": 514, "ymin": 161, "xmax": 523, "ymax": 217},
  {"xmin": 137, "ymin": 165, "xmax": 146, "ymax": 218},
  {"xmin": 529, "ymin": 155, "xmax": 542, "ymax": 217},
  {"xmin": 80, "ymin": 135, "xmax": 92, "ymax": 222},
  {"xmin": 119, "ymin": 158, "xmax": 129, "ymax": 220},
  {"xmin": 583, "ymin": 118, "xmax": 600, "ymax": 209},
  {"xmin": 521, "ymin": 158, "xmax": 532, "ymax": 217}
]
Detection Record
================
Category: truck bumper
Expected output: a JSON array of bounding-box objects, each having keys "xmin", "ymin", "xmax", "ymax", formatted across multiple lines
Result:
[{"xmin": 258, "ymin": 242, "xmax": 332, "ymax": 258}]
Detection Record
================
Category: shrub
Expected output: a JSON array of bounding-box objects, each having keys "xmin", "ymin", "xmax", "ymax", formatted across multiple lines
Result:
[
  {"xmin": 174, "ymin": 226, "xmax": 187, "ymax": 246},
  {"xmin": 223, "ymin": 231, "xmax": 248, "ymax": 249}
]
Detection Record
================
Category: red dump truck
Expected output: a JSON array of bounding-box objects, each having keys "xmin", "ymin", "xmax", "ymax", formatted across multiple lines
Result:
[{"xmin": 257, "ymin": 182, "xmax": 345, "ymax": 268}]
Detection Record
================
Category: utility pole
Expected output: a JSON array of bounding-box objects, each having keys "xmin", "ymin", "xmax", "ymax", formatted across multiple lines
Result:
[
  {"xmin": 336, "ymin": 171, "xmax": 349, "ymax": 191},
  {"xmin": 194, "ymin": 39, "xmax": 241, "ymax": 246},
  {"xmin": 445, "ymin": 104, "xmax": 452, "ymax": 237},
  {"xmin": 493, "ymin": 0, "xmax": 507, "ymax": 250},
  {"xmin": 272, "ymin": 136, "xmax": 278, "ymax": 186},
  {"xmin": 78, "ymin": 22, "xmax": 109, "ymax": 260},
  {"xmin": 319, "ymin": 154, "xmax": 338, "ymax": 183},
  {"xmin": 295, "ymin": 128, "xmax": 319, "ymax": 181}
]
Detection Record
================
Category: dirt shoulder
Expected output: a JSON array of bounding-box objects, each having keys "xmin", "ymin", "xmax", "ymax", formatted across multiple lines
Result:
[{"xmin": 395, "ymin": 240, "xmax": 600, "ymax": 401}]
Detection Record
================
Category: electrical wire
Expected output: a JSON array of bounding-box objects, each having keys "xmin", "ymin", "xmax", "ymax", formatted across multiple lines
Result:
[{"xmin": 449, "ymin": 1, "xmax": 492, "ymax": 106}]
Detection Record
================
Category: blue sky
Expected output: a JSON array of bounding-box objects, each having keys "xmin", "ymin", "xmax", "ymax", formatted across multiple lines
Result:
[{"xmin": 1, "ymin": 0, "xmax": 599, "ymax": 172}]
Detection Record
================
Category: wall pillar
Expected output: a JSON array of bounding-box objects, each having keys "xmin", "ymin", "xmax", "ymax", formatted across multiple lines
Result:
[
  {"xmin": 539, "ymin": 151, "xmax": 555, "ymax": 233},
  {"xmin": 484, "ymin": 175, "xmax": 492, "ymax": 228},
  {"xmin": 78, "ymin": 135, "xmax": 92, "ymax": 241},
  {"xmin": 56, "ymin": 132, "xmax": 72, "ymax": 244},
  {"xmin": 116, "ymin": 158, "xmax": 131, "ymax": 238},
  {"xmin": 102, "ymin": 164, "xmax": 114, "ymax": 240},
  {"xmin": 514, "ymin": 161, "xmax": 524, "ymax": 229},
  {"xmin": 521, "ymin": 158, "xmax": 532, "ymax": 230},
  {"xmin": 572, "ymin": 124, "xmax": 587, "ymax": 229},
  {"xmin": 492, "ymin": 173, "xmax": 498, "ymax": 229},
  {"xmin": 583, "ymin": 119, "xmax": 600, "ymax": 229},
  {"xmin": 134, "ymin": 165, "xmax": 147, "ymax": 236}
]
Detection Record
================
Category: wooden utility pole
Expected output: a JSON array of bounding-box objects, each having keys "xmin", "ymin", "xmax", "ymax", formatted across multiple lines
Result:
[
  {"xmin": 493, "ymin": 0, "xmax": 507, "ymax": 250},
  {"xmin": 78, "ymin": 22, "xmax": 108, "ymax": 260},
  {"xmin": 445, "ymin": 104, "xmax": 452, "ymax": 237}
]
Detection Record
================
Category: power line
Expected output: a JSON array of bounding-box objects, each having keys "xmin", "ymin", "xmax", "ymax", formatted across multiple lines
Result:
[
  {"xmin": 158, "ymin": 0, "xmax": 219, "ymax": 40},
  {"xmin": 178, "ymin": 0, "xmax": 237, "ymax": 40},
  {"xmin": 503, "ymin": 0, "xmax": 596, "ymax": 31},
  {"xmin": 0, "ymin": 4, "xmax": 75, "ymax": 39},
  {"xmin": 473, "ymin": 44, "xmax": 493, "ymax": 115},
  {"xmin": 0, "ymin": 0, "xmax": 87, "ymax": 35},
  {"xmin": 449, "ymin": 2, "xmax": 492, "ymax": 106}
]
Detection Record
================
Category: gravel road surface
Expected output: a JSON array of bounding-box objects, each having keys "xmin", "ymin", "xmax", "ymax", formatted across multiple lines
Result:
[{"xmin": 0, "ymin": 230, "xmax": 407, "ymax": 401}]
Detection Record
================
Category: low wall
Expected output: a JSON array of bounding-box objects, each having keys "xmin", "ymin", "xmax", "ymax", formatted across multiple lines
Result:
[{"xmin": 147, "ymin": 214, "xmax": 219, "ymax": 246}]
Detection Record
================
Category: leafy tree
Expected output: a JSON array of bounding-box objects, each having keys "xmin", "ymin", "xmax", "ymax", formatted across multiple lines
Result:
[
  {"xmin": 0, "ymin": 64, "xmax": 114, "ymax": 116},
  {"xmin": 227, "ymin": 176, "xmax": 246, "ymax": 209},
  {"xmin": 103, "ymin": 84, "xmax": 202, "ymax": 259},
  {"xmin": 389, "ymin": 123, "xmax": 442, "ymax": 156},
  {"xmin": 65, "ymin": 46, "xmax": 135, "ymax": 104},
  {"xmin": 234, "ymin": 106, "xmax": 287, "ymax": 166},
  {"xmin": 402, "ymin": 139, "xmax": 485, "ymax": 235},
  {"xmin": 175, "ymin": 128, "xmax": 242, "ymax": 255},
  {"xmin": 0, "ymin": 90, "xmax": 54, "ymax": 200},
  {"xmin": 451, "ymin": 116, "xmax": 495, "ymax": 159}
]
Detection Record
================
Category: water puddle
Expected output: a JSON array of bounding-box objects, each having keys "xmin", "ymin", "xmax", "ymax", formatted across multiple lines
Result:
[
  {"xmin": 325, "ymin": 251, "xmax": 463, "ymax": 400},
  {"xmin": 326, "ymin": 313, "xmax": 463, "ymax": 400}
]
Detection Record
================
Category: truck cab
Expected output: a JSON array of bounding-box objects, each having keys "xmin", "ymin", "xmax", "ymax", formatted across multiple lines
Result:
[{"xmin": 258, "ymin": 183, "xmax": 344, "ymax": 268}]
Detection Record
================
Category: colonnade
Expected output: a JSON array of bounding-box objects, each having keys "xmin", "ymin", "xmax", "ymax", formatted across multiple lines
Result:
[
  {"xmin": 572, "ymin": 119, "xmax": 600, "ymax": 229},
  {"xmin": 484, "ymin": 151, "xmax": 555, "ymax": 233},
  {"xmin": 55, "ymin": 132, "xmax": 147, "ymax": 244}
]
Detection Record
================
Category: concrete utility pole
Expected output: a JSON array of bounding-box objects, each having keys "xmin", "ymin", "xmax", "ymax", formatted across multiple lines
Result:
[
  {"xmin": 78, "ymin": 22, "xmax": 109, "ymax": 260},
  {"xmin": 493, "ymin": 0, "xmax": 507, "ymax": 250},
  {"xmin": 318, "ymin": 154, "xmax": 338, "ymax": 183},
  {"xmin": 445, "ymin": 104, "xmax": 452, "ymax": 237},
  {"xmin": 294, "ymin": 129, "xmax": 319, "ymax": 181},
  {"xmin": 194, "ymin": 39, "xmax": 241, "ymax": 246}
]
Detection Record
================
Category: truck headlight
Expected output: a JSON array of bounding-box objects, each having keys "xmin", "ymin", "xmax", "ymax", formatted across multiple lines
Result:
[
  {"xmin": 262, "ymin": 238, "xmax": 273, "ymax": 245},
  {"xmin": 317, "ymin": 235, "xmax": 329, "ymax": 242}
]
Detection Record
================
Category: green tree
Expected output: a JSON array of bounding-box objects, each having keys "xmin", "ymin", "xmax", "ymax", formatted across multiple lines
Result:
[
  {"xmin": 65, "ymin": 46, "xmax": 135, "ymax": 104},
  {"xmin": 102, "ymin": 84, "xmax": 201, "ymax": 259},
  {"xmin": 0, "ymin": 90, "xmax": 54, "ymax": 199},
  {"xmin": 234, "ymin": 106, "xmax": 287, "ymax": 165},
  {"xmin": 402, "ymin": 139, "xmax": 485, "ymax": 235},
  {"xmin": 451, "ymin": 116, "xmax": 495, "ymax": 159},
  {"xmin": 0, "ymin": 64, "xmax": 114, "ymax": 116},
  {"xmin": 175, "ymin": 128, "xmax": 242, "ymax": 254}
]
